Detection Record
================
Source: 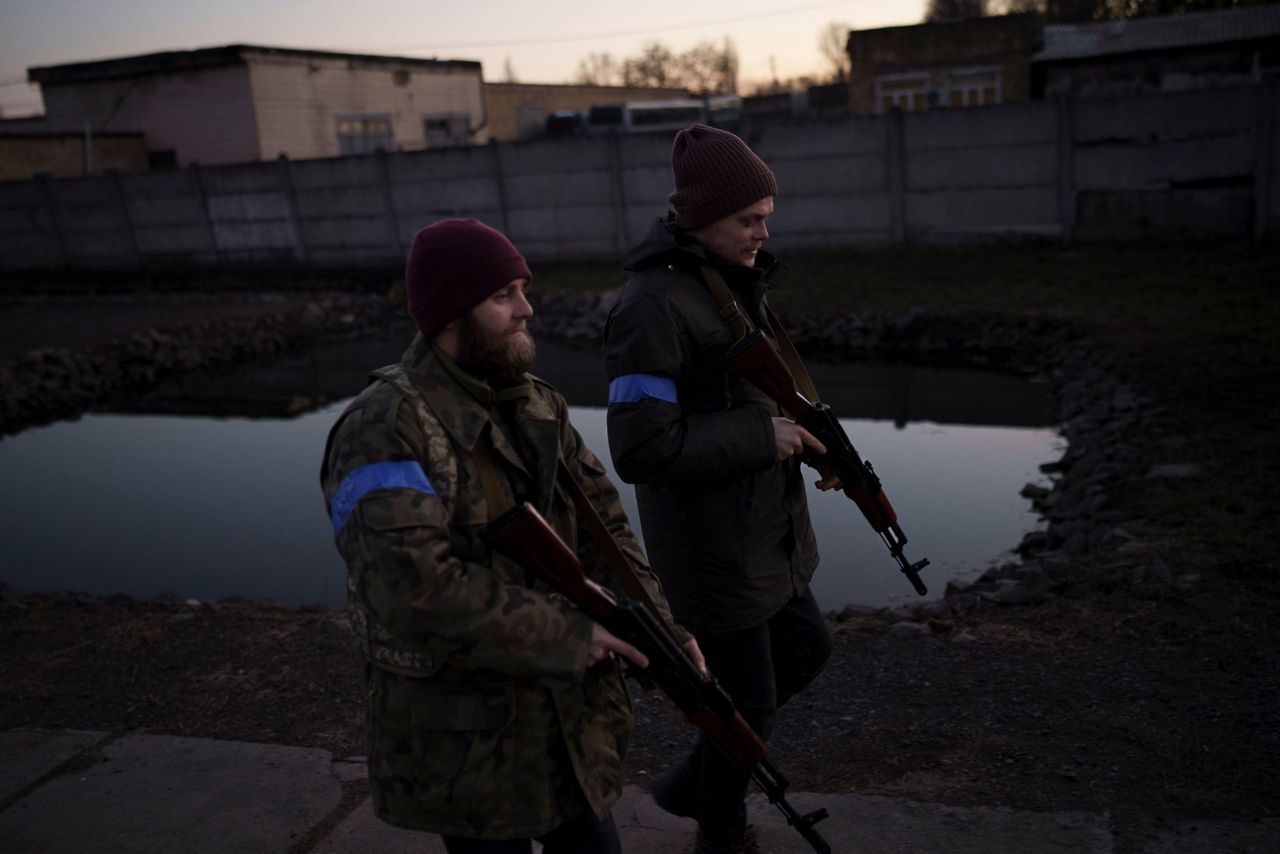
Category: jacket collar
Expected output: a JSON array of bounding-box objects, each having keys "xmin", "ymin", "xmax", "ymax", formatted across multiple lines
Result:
[
  {"xmin": 399, "ymin": 334, "xmax": 533, "ymax": 449},
  {"xmin": 623, "ymin": 215, "xmax": 788, "ymax": 319},
  {"xmin": 623, "ymin": 214, "xmax": 788, "ymax": 293},
  {"xmin": 399, "ymin": 334, "xmax": 558, "ymax": 505}
]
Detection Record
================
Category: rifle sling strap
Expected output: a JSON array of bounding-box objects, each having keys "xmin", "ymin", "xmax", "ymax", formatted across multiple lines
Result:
[
  {"xmin": 471, "ymin": 426, "xmax": 513, "ymax": 522},
  {"xmin": 699, "ymin": 264, "xmax": 821, "ymax": 404},
  {"xmin": 556, "ymin": 459, "xmax": 681, "ymax": 645},
  {"xmin": 468, "ymin": 420, "xmax": 680, "ymax": 644}
]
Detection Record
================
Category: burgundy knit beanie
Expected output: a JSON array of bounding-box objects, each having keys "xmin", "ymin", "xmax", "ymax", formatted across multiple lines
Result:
[
  {"xmin": 404, "ymin": 219, "xmax": 532, "ymax": 339},
  {"xmin": 668, "ymin": 124, "xmax": 778, "ymax": 230}
]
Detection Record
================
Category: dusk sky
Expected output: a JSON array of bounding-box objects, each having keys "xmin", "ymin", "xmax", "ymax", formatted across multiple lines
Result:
[{"xmin": 0, "ymin": 0, "xmax": 928, "ymax": 117}]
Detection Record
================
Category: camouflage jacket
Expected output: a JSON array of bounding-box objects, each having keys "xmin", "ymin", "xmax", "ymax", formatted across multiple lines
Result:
[{"xmin": 320, "ymin": 334, "xmax": 681, "ymax": 840}]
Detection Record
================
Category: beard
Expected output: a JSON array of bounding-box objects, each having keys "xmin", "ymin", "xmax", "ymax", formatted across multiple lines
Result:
[{"xmin": 458, "ymin": 314, "xmax": 536, "ymax": 381}]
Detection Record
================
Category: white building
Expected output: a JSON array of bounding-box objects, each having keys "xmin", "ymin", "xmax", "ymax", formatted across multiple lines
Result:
[{"xmin": 26, "ymin": 44, "xmax": 487, "ymax": 168}]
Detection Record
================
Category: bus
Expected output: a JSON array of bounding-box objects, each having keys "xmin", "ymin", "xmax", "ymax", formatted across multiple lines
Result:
[
  {"xmin": 586, "ymin": 99, "xmax": 708, "ymax": 135},
  {"xmin": 544, "ymin": 110, "xmax": 587, "ymax": 137},
  {"xmin": 705, "ymin": 93, "xmax": 743, "ymax": 128}
]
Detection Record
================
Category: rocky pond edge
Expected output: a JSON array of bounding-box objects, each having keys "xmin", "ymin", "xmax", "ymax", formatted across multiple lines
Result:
[{"xmin": 0, "ymin": 289, "xmax": 1203, "ymax": 636}]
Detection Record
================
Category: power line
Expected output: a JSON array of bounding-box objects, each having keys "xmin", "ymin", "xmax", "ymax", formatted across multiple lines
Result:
[{"xmin": 367, "ymin": 0, "xmax": 869, "ymax": 52}]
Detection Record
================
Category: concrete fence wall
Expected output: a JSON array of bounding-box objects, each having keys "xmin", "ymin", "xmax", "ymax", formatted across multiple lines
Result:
[{"xmin": 1, "ymin": 81, "xmax": 1275, "ymax": 273}]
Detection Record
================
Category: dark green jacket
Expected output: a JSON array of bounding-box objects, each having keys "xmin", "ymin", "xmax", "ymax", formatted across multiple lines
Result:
[
  {"xmin": 321, "ymin": 335, "xmax": 679, "ymax": 839},
  {"xmin": 603, "ymin": 218, "xmax": 820, "ymax": 632}
]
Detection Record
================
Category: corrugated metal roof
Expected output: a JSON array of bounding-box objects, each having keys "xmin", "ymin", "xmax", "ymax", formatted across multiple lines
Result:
[{"xmin": 1033, "ymin": 5, "xmax": 1280, "ymax": 62}]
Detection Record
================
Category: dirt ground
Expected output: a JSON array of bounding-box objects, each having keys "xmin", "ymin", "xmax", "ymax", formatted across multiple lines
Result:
[{"xmin": 1, "ymin": 290, "xmax": 1277, "ymax": 853}]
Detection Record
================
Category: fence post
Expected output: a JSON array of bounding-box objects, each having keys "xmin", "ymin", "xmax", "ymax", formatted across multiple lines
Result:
[
  {"xmin": 490, "ymin": 142, "xmax": 511, "ymax": 236},
  {"xmin": 1056, "ymin": 95, "xmax": 1076, "ymax": 246},
  {"xmin": 376, "ymin": 149, "xmax": 404, "ymax": 259},
  {"xmin": 277, "ymin": 154, "xmax": 309, "ymax": 265},
  {"xmin": 886, "ymin": 108, "xmax": 907, "ymax": 244},
  {"xmin": 607, "ymin": 134, "xmax": 630, "ymax": 254},
  {"xmin": 190, "ymin": 164, "xmax": 223, "ymax": 265},
  {"xmin": 35, "ymin": 174, "xmax": 68, "ymax": 269},
  {"xmin": 1254, "ymin": 78, "xmax": 1276, "ymax": 240},
  {"xmin": 109, "ymin": 170, "xmax": 143, "ymax": 270}
]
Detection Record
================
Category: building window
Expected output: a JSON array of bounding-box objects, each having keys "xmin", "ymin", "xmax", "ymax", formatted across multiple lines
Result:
[
  {"xmin": 336, "ymin": 114, "xmax": 394, "ymax": 155},
  {"xmin": 423, "ymin": 113, "xmax": 470, "ymax": 148},
  {"xmin": 874, "ymin": 72, "xmax": 929, "ymax": 113},
  {"xmin": 874, "ymin": 66, "xmax": 1003, "ymax": 113},
  {"xmin": 945, "ymin": 66, "xmax": 1003, "ymax": 108},
  {"xmin": 392, "ymin": 69, "xmax": 410, "ymax": 87}
]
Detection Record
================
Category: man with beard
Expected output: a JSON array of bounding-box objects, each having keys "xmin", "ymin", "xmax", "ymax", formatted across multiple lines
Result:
[
  {"xmin": 321, "ymin": 218, "xmax": 701, "ymax": 853},
  {"xmin": 603, "ymin": 126, "xmax": 834, "ymax": 853}
]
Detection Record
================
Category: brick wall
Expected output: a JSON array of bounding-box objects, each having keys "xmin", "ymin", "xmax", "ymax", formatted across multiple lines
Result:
[
  {"xmin": 848, "ymin": 15, "xmax": 1040, "ymax": 114},
  {"xmin": 0, "ymin": 134, "xmax": 148, "ymax": 181}
]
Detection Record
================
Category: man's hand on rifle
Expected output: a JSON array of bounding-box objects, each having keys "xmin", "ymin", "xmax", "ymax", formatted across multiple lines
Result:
[
  {"xmin": 772, "ymin": 417, "xmax": 825, "ymax": 460},
  {"xmin": 589, "ymin": 623, "xmax": 649, "ymax": 669},
  {"xmin": 771, "ymin": 418, "xmax": 841, "ymax": 491},
  {"xmin": 683, "ymin": 636, "xmax": 708, "ymax": 678}
]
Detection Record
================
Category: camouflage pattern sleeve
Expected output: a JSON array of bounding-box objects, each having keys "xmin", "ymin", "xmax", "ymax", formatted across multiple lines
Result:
[{"xmin": 325, "ymin": 386, "xmax": 596, "ymax": 680}]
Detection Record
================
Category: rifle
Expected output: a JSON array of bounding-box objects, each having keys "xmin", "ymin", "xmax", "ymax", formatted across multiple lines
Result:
[
  {"xmin": 480, "ymin": 502, "xmax": 833, "ymax": 854},
  {"xmin": 726, "ymin": 327, "xmax": 929, "ymax": 596}
]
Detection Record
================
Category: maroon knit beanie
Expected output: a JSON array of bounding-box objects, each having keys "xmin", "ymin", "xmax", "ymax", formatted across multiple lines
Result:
[
  {"xmin": 404, "ymin": 219, "xmax": 532, "ymax": 339},
  {"xmin": 668, "ymin": 124, "xmax": 778, "ymax": 230}
]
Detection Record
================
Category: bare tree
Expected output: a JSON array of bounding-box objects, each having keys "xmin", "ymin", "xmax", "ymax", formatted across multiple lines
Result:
[
  {"xmin": 924, "ymin": 0, "xmax": 990, "ymax": 21},
  {"xmin": 817, "ymin": 22, "xmax": 852, "ymax": 83},
  {"xmin": 502, "ymin": 57, "xmax": 518, "ymax": 84},
  {"xmin": 745, "ymin": 73, "xmax": 820, "ymax": 97},
  {"xmin": 677, "ymin": 37, "xmax": 739, "ymax": 95},
  {"xmin": 621, "ymin": 41, "xmax": 678, "ymax": 88},
  {"xmin": 575, "ymin": 52, "xmax": 621, "ymax": 86},
  {"xmin": 573, "ymin": 38, "xmax": 742, "ymax": 93}
]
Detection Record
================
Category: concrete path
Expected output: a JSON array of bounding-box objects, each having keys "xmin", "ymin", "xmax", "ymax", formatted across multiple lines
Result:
[{"xmin": 1, "ymin": 728, "xmax": 1274, "ymax": 853}]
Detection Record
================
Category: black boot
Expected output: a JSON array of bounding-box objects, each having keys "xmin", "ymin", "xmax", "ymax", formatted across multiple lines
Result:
[
  {"xmin": 650, "ymin": 756, "xmax": 699, "ymax": 819},
  {"xmin": 692, "ymin": 823, "xmax": 756, "ymax": 854}
]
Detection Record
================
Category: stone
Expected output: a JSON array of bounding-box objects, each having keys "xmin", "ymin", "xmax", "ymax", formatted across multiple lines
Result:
[
  {"xmin": 885, "ymin": 621, "xmax": 931, "ymax": 640},
  {"xmin": 1145, "ymin": 463, "xmax": 1201, "ymax": 479}
]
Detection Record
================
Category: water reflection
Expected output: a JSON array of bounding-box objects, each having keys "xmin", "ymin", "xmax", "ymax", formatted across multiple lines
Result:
[{"xmin": 0, "ymin": 332, "xmax": 1060, "ymax": 610}]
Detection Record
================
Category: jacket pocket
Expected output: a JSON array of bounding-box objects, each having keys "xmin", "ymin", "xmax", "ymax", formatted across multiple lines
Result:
[{"xmin": 408, "ymin": 682, "xmax": 518, "ymax": 809}]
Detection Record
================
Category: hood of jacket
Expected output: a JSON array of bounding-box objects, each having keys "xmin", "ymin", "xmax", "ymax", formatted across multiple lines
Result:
[{"xmin": 622, "ymin": 214, "xmax": 788, "ymax": 301}]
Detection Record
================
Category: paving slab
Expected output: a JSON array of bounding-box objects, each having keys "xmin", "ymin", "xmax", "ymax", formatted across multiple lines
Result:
[
  {"xmin": 0, "ymin": 728, "xmax": 106, "ymax": 804},
  {"xmin": 319, "ymin": 784, "xmax": 691, "ymax": 853},
  {"xmin": 315, "ymin": 796, "xmax": 447, "ymax": 854},
  {"xmin": 6, "ymin": 730, "xmax": 1276, "ymax": 854},
  {"xmin": 0, "ymin": 732, "xmax": 342, "ymax": 854},
  {"xmin": 319, "ymin": 783, "xmax": 1113, "ymax": 853},
  {"xmin": 745, "ymin": 790, "xmax": 1113, "ymax": 854}
]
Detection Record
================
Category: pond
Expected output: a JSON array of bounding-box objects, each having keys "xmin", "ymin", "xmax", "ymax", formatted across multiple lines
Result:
[{"xmin": 0, "ymin": 332, "xmax": 1061, "ymax": 611}]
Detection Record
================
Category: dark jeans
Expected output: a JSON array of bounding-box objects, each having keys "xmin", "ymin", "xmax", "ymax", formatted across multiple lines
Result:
[
  {"xmin": 441, "ymin": 809, "xmax": 621, "ymax": 854},
  {"xmin": 687, "ymin": 588, "xmax": 833, "ymax": 838}
]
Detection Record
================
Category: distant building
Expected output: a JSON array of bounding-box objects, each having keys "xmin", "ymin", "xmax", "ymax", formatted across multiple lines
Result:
[
  {"xmin": 1032, "ymin": 5, "xmax": 1280, "ymax": 98},
  {"xmin": 805, "ymin": 82, "xmax": 851, "ymax": 119},
  {"xmin": 0, "ymin": 131, "xmax": 147, "ymax": 181},
  {"xmin": 846, "ymin": 14, "xmax": 1041, "ymax": 114},
  {"xmin": 740, "ymin": 83, "xmax": 848, "ymax": 125},
  {"xmin": 23, "ymin": 45, "xmax": 486, "ymax": 168},
  {"xmin": 484, "ymin": 82, "xmax": 689, "ymax": 141}
]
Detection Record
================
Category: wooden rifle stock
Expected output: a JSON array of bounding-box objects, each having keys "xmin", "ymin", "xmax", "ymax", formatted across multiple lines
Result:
[
  {"xmin": 479, "ymin": 502, "xmax": 832, "ymax": 853},
  {"xmin": 727, "ymin": 328, "xmax": 930, "ymax": 596}
]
